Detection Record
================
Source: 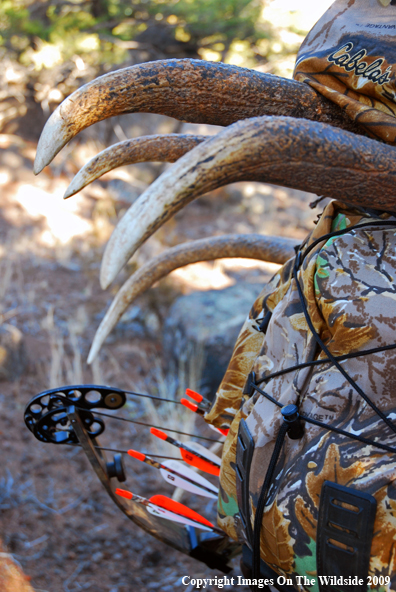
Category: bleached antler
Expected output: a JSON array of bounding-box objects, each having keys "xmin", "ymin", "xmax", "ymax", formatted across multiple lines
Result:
[{"xmin": 88, "ymin": 233, "xmax": 296, "ymax": 362}]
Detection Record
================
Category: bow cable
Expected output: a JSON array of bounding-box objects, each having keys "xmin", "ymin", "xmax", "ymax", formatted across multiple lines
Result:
[
  {"xmin": 65, "ymin": 443, "xmax": 183, "ymax": 459},
  {"xmin": 91, "ymin": 409, "xmax": 219, "ymax": 442},
  {"xmin": 123, "ymin": 389, "xmax": 184, "ymax": 405}
]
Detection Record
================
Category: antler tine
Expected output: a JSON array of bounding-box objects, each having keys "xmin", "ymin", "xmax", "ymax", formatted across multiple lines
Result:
[
  {"xmin": 34, "ymin": 58, "xmax": 364, "ymax": 175},
  {"xmin": 88, "ymin": 233, "xmax": 295, "ymax": 363},
  {"xmin": 100, "ymin": 115, "xmax": 396, "ymax": 289},
  {"xmin": 64, "ymin": 134, "xmax": 207, "ymax": 199}
]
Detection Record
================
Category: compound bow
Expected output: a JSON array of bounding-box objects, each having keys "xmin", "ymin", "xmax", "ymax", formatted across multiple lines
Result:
[{"xmin": 24, "ymin": 384, "xmax": 240, "ymax": 572}]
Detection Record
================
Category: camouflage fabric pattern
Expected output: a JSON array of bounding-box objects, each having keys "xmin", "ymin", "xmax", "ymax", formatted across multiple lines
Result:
[
  {"xmin": 205, "ymin": 201, "xmax": 396, "ymax": 589},
  {"xmin": 294, "ymin": 0, "xmax": 396, "ymax": 144}
]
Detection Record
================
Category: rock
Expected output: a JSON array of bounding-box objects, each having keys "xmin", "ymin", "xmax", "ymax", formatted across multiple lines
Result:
[
  {"xmin": 102, "ymin": 304, "xmax": 161, "ymax": 342},
  {"xmin": 163, "ymin": 283, "xmax": 263, "ymax": 397},
  {"xmin": 0, "ymin": 323, "xmax": 26, "ymax": 381}
]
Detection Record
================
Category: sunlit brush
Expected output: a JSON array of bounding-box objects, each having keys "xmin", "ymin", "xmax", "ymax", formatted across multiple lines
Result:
[
  {"xmin": 127, "ymin": 449, "xmax": 218, "ymax": 499},
  {"xmin": 115, "ymin": 488, "xmax": 221, "ymax": 532},
  {"xmin": 150, "ymin": 428, "xmax": 221, "ymax": 476},
  {"xmin": 183, "ymin": 392, "xmax": 230, "ymax": 438}
]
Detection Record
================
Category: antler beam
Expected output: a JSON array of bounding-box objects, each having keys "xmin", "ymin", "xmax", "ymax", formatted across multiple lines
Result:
[{"xmin": 34, "ymin": 59, "xmax": 365, "ymax": 174}]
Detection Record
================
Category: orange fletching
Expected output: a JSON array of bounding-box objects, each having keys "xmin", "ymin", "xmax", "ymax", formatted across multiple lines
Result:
[
  {"xmin": 181, "ymin": 398, "xmax": 198, "ymax": 412},
  {"xmin": 180, "ymin": 449, "xmax": 220, "ymax": 476},
  {"xmin": 150, "ymin": 494, "xmax": 214, "ymax": 528},
  {"xmin": 217, "ymin": 428, "xmax": 229, "ymax": 437},
  {"xmin": 185, "ymin": 388, "xmax": 203, "ymax": 403},
  {"xmin": 127, "ymin": 449, "xmax": 145, "ymax": 461},
  {"xmin": 150, "ymin": 427, "xmax": 167, "ymax": 440},
  {"xmin": 116, "ymin": 488, "xmax": 133, "ymax": 500}
]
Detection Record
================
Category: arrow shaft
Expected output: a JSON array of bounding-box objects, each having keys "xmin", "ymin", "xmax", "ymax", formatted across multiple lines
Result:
[
  {"xmin": 161, "ymin": 465, "xmax": 216, "ymax": 494},
  {"xmin": 185, "ymin": 389, "xmax": 211, "ymax": 411},
  {"xmin": 150, "ymin": 494, "xmax": 219, "ymax": 531},
  {"xmin": 160, "ymin": 469, "xmax": 217, "ymax": 498},
  {"xmin": 179, "ymin": 449, "xmax": 220, "ymax": 476},
  {"xmin": 150, "ymin": 428, "xmax": 221, "ymax": 476},
  {"xmin": 185, "ymin": 440, "xmax": 221, "ymax": 466}
]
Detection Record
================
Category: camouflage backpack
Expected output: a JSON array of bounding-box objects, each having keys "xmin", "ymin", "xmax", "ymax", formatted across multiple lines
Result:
[
  {"xmin": 207, "ymin": 200, "xmax": 396, "ymax": 590},
  {"xmin": 205, "ymin": 1, "xmax": 396, "ymax": 589}
]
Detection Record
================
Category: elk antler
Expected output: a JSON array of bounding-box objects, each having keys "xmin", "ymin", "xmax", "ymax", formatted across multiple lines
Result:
[
  {"xmin": 99, "ymin": 116, "xmax": 396, "ymax": 288},
  {"xmin": 88, "ymin": 233, "xmax": 296, "ymax": 362},
  {"xmin": 64, "ymin": 134, "xmax": 206, "ymax": 199},
  {"xmin": 34, "ymin": 59, "xmax": 365, "ymax": 175}
]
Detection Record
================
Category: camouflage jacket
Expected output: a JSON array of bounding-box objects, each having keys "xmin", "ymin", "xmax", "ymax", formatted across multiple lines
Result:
[{"xmin": 206, "ymin": 201, "xmax": 396, "ymax": 588}]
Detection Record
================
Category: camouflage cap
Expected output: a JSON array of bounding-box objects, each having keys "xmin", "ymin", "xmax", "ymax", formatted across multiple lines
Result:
[{"xmin": 294, "ymin": 0, "xmax": 396, "ymax": 144}]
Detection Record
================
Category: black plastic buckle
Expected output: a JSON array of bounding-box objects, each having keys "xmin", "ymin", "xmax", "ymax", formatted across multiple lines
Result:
[
  {"xmin": 255, "ymin": 311, "xmax": 272, "ymax": 334},
  {"xmin": 243, "ymin": 371, "xmax": 257, "ymax": 397},
  {"xmin": 317, "ymin": 481, "xmax": 377, "ymax": 592},
  {"xmin": 281, "ymin": 404, "xmax": 304, "ymax": 440},
  {"xmin": 236, "ymin": 419, "xmax": 255, "ymax": 546}
]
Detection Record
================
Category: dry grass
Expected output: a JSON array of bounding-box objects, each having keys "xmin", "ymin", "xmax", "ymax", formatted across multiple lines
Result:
[{"xmin": 41, "ymin": 307, "xmax": 85, "ymax": 387}]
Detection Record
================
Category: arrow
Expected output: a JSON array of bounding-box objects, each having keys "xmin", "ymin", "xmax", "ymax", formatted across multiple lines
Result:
[
  {"xmin": 127, "ymin": 449, "xmax": 218, "ymax": 499},
  {"xmin": 150, "ymin": 428, "xmax": 221, "ymax": 476},
  {"xmin": 115, "ymin": 488, "xmax": 221, "ymax": 532},
  {"xmin": 183, "ymin": 391, "xmax": 230, "ymax": 438},
  {"xmin": 185, "ymin": 388, "xmax": 211, "ymax": 411},
  {"xmin": 30, "ymin": 400, "xmax": 238, "ymax": 573},
  {"xmin": 181, "ymin": 397, "xmax": 205, "ymax": 416}
]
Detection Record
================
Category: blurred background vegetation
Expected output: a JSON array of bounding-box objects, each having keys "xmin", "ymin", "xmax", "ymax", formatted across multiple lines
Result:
[
  {"xmin": 0, "ymin": 0, "xmax": 332, "ymax": 140},
  {"xmin": 1, "ymin": 0, "xmax": 298, "ymax": 70}
]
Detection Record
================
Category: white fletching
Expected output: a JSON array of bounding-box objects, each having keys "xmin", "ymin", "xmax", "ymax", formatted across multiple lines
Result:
[
  {"xmin": 160, "ymin": 460, "xmax": 218, "ymax": 499},
  {"xmin": 186, "ymin": 441, "xmax": 221, "ymax": 467},
  {"xmin": 146, "ymin": 503, "xmax": 213, "ymax": 531}
]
